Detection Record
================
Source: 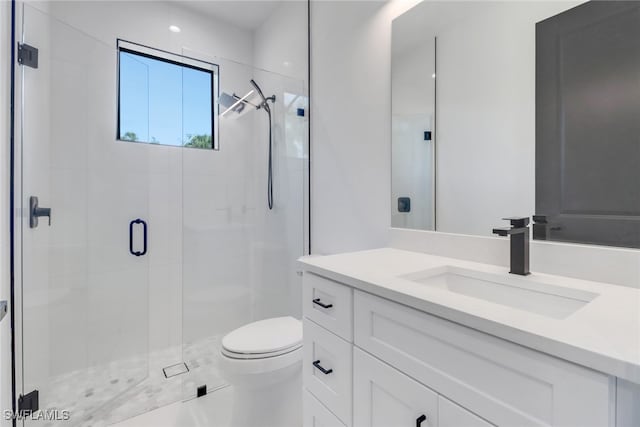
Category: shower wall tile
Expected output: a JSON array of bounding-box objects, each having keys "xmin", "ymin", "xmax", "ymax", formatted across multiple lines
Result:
[
  {"xmin": 48, "ymin": 274, "xmax": 88, "ymax": 377},
  {"xmin": 49, "ymin": 60, "xmax": 89, "ymax": 171},
  {"xmin": 50, "ymin": 168, "xmax": 88, "ymax": 246},
  {"xmin": 148, "ymin": 261, "xmax": 182, "ymax": 353},
  {"xmin": 86, "ymin": 264, "xmax": 148, "ymax": 367}
]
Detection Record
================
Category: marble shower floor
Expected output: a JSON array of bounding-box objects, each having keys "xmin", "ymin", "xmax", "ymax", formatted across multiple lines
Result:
[{"xmin": 38, "ymin": 335, "xmax": 227, "ymax": 427}]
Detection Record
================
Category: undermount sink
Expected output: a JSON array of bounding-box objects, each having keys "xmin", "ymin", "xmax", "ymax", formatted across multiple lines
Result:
[{"xmin": 399, "ymin": 266, "xmax": 599, "ymax": 319}]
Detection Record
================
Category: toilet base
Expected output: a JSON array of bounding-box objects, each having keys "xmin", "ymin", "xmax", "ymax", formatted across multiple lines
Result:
[{"xmin": 226, "ymin": 359, "xmax": 302, "ymax": 427}]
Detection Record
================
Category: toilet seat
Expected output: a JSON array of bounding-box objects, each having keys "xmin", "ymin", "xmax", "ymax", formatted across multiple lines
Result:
[
  {"xmin": 222, "ymin": 344, "xmax": 302, "ymax": 360},
  {"xmin": 221, "ymin": 316, "xmax": 302, "ymax": 360}
]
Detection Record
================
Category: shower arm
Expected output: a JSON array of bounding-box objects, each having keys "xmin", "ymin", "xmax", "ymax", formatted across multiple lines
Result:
[
  {"xmin": 231, "ymin": 93, "xmax": 260, "ymax": 109},
  {"xmin": 233, "ymin": 93, "xmax": 275, "ymax": 111}
]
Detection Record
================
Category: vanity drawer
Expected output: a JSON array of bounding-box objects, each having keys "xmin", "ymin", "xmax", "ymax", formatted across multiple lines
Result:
[
  {"xmin": 304, "ymin": 318, "xmax": 353, "ymax": 426},
  {"xmin": 304, "ymin": 389, "xmax": 347, "ymax": 427},
  {"xmin": 354, "ymin": 290, "xmax": 612, "ymax": 427},
  {"xmin": 303, "ymin": 272, "xmax": 353, "ymax": 341}
]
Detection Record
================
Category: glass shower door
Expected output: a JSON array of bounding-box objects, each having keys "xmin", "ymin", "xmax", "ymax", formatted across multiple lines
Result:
[
  {"xmin": 180, "ymin": 50, "xmax": 308, "ymax": 400},
  {"xmin": 16, "ymin": 4, "xmax": 150, "ymax": 425}
]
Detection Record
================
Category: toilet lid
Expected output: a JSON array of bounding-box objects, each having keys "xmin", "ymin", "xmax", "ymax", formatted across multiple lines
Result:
[{"xmin": 222, "ymin": 316, "xmax": 302, "ymax": 355}]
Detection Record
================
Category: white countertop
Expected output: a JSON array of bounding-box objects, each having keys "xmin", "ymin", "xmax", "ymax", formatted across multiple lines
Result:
[{"xmin": 298, "ymin": 248, "xmax": 640, "ymax": 384}]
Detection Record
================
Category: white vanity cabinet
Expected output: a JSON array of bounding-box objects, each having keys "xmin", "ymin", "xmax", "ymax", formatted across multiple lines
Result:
[
  {"xmin": 301, "ymin": 271, "xmax": 622, "ymax": 427},
  {"xmin": 354, "ymin": 290, "xmax": 611, "ymax": 427}
]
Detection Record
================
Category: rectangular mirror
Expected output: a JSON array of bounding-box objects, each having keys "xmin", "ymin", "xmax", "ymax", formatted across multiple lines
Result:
[{"xmin": 391, "ymin": 1, "xmax": 640, "ymax": 249}]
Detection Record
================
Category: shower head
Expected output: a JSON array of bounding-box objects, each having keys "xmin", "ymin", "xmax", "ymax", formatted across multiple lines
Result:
[
  {"xmin": 219, "ymin": 92, "xmax": 246, "ymax": 115},
  {"xmin": 249, "ymin": 79, "xmax": 275, "ymax": 113},
  {"xmin": 250, "ymin": 79, "xmax": 267, "ymax": 104},
  {"xmin": 218, "ymin": 90, "xmax": 260, "ymax": 118}
]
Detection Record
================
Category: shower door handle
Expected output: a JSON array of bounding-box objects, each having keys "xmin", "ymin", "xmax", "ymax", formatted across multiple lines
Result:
[{"xmin": 129, "ymin": 219, "xmax": 147, "ymax": 256}]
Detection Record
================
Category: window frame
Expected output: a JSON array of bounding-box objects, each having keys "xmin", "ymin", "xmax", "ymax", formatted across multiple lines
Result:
[{"xmin": 116, "ymin": 39, "xmax": 220, "ymax": 150}]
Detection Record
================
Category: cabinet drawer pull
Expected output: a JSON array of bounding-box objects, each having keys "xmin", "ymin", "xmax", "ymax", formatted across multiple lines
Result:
[
  {"xmin": 312, "ymin": 360, "xmax": 333, "ymax": 375},
  {"xmin": 312, "ymin": 298, "xmax": 333, "ymax": 309},
  {"xmin": 416, "ymin": 414, "xmax": 427, "ymax": 427}
]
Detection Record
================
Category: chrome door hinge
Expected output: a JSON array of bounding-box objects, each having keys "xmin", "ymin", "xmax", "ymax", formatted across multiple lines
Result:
[{"xmin": 17, "ymin": 43, "xmax": 38, "ymax": 68}]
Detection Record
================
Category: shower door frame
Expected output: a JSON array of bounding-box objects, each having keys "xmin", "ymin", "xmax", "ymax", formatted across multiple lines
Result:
[{"xmin": 9, "ymin": 0, "xmax": 18, "ymax": 424}]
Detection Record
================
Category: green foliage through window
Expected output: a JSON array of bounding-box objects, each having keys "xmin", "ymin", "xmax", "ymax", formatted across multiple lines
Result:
[{"xmin": 184, "ymin": 134, "xmax": 213, "ymax": 149}]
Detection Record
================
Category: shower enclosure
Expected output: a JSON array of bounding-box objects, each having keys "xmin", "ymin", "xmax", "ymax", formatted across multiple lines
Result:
[{"xmin": 13, "ymin": 2, "xmax": 308, "ymax": 425}]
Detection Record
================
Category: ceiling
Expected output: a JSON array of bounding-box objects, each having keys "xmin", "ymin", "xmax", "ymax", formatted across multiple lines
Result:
[{"xmin": 178, "ymin": 1, "xmax": 283, "ymax": 31}]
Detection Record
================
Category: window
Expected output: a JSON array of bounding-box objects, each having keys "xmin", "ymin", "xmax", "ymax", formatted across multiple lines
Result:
[{"xmin": 117, "ymin": 40, "xmax": 219, "ymax": 149}]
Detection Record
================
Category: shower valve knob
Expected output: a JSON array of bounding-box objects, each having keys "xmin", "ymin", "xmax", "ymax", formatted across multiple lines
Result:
[{"xmin": 29, "ymin": 196, "xmax": 52, "ymax": 228}]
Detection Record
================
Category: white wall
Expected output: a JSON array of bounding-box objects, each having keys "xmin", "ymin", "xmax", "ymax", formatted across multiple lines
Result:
[
  {"xmin": 310, "ymin": 0, "xmax": 421, "ymax": 255},
  {"xmin": 254, "ymin": 0, "xmax": 308, "ymax": 83}
]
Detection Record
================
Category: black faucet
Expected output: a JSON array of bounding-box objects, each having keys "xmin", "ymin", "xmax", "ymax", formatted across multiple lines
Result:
[{"xmin": 492, "ymin": 217, "xmax": 530, "ymax": 276}]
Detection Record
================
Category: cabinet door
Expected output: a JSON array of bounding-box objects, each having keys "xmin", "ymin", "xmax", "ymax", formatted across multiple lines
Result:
[
  {"xmin": 439, "ymin": 397, "xmax": 492, "ymax": 427},
  {"xmin": 354, "ymin": 348, "xmax": 437, "ymax": 427},
  {"xmin": 304, "ymin": 390, "xmax": 347, "ymax": 427}
]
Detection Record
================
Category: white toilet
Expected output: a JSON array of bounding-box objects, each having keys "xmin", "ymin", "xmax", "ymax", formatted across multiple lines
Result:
[{"xmin": 220, "ymin": 316, "xmax": 303, "ymax": 427}]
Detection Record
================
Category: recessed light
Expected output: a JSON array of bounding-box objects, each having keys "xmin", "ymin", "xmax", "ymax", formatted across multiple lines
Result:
[
  {"xmin": 431, "ymin": 73, "xmax": 436, "ymax": 79},
  {"xmin": 169, "ymin": 25, "xmax": 181, "ymax": 33}
]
